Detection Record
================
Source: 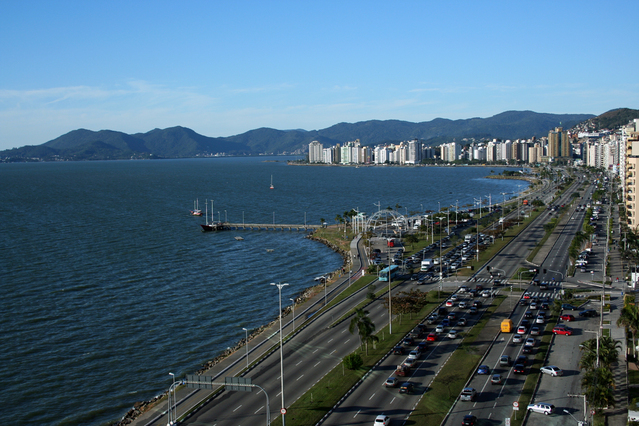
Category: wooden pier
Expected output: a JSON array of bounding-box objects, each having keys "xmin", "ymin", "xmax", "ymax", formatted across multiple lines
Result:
[{"xmin": 226, "ymin": 223, "xmax": 321, "ymax": 231}]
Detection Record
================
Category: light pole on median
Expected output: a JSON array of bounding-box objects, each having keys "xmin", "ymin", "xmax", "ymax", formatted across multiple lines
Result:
[
  {"xmin": 168, "ymin": 372, "xmax": 175, "ymax": 426},
  {"xmin": 242, "ymin": 327, "xmax": 249, "ymax": 370},
  {"xmin": 271, "ymin": 282, "xmax": 289, "ymax": 426},
  {"xmin": 289, "ymin": 298, "xmax": 295, "ymax": 331}
]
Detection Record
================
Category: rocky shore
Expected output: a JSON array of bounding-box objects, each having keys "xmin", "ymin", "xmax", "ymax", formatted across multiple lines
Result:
[{"xmin": 112, "ymin": 229, "xmax": 350, "ymax": 425}]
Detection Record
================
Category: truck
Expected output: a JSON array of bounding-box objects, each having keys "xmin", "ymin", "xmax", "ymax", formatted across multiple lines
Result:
[
  {"xmin": 464, "ymin": 234, "xmax": 473, "ymax": 243},
  {"xmin": 421, "ymin": 259, "xmax": 434, "ymax": 271},
  {"xmin": 387, "ymin": 238, "xmax": 395, "ymax": 247},
  {"xmin": 395, "ymin": 364, "xmax": 410, "ymax": 377}
]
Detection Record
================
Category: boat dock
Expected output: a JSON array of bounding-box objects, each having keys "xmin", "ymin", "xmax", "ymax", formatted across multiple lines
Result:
[{"xmin": 202, "ymin": 222, "xmax": 321, "ymax": 232}]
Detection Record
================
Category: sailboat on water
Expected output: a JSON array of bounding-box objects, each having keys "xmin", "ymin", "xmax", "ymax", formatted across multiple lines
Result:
[
  {"xmin": 201, "ymin": 200, "xmax": 215, "ymax": 232},
  {"xmin": 270, "ymin": 175, "xmax": 274, "ymax": 190},
  {"xmin": 191, "ymin": 199, "xmax": 203, "ymax": 216}
]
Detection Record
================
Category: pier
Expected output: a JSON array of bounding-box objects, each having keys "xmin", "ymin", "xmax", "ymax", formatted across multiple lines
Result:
[{"xmin": 202, "ymin": 222, "xmax": 321, "ymax": 232}]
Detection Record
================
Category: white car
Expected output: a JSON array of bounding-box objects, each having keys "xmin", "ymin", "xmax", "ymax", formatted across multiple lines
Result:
[
  {"xmin": 459, "ymin": 301, "xmax": 468, "ymax": 309},
  {"xmin": 527, "ymin": 402, "xmax": 554, "ymax": 415},
  {"xmin": 536, "ymin": 315, "xmax": 545, "ymax": 324},
  {"xmin": 374, "ymin": 414, "xmax": 391, "ymax": 425},
  {"xmin": 450, "ymin": 294, "xmax": 459, "ymax": 301},
  {"xmin": 436, "ymin": 324, "xmax": 445, "ymax": 333},
  {"xmin": 525, "ymin": 338, "xmax": 536, "ymax": 347},
  {"xmin": 513, "ymin": 334, "xmax": 523, "ymax": 343},
  {"xmin": 540, "ymin": 365, "xmax": 564, "ymax": 376},
  {"xmin": 448, "ymin": 329, "xmax": 458, "ymax": 339},
  {"xmin": 407, "ymin": 349, "xmax": 421, "ymax": 360},
  {"xmin": 481, "ymin": 290, "xmax": 491, "ymax": 297},
  {"xmin": 403, "ymin": 358, "xmax": 416, "ymax": 368}
]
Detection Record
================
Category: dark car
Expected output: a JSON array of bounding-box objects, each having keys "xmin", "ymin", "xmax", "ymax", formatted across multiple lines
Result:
[
  {"xmin": 462, "ymin": 414, "xmax": 477, "ymax": 425},
  {"xmin": 393, "ymin": 346, "xmax": 405, "ymax": 355},
  {"xmin": 579, "ymin": 309, "xmax": 598, "ymax": 317},
  {"xmin": 516, "ymin": 355, "xmax": 528, "ymax": 366},
  {"xmin": 399, "ymin": 382, "xmax": 414, "ymax": 394},
  {"xmin": 522, "ymin": 345, "xmax": 534, "ymax": 354},
  {"xmin": 402, "ymin": 337, "xmax": 414, "ymax": 346},
  {"xmin": 513, "ymin": 363, "xmax": 526, "ymax": 374},
  {"xmin": 562, "ymin": 303, "xmax": 576, "ymax": 310}
]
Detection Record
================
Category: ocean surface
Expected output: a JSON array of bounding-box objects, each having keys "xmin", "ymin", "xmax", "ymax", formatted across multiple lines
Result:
[{"xmin": 0, "ymin": 157, "xmax": 527, "ymax": 425}]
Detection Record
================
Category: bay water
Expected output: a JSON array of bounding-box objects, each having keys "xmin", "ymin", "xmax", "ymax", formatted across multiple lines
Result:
[{"xmin": 0, "ymin": 157, "xmax": 526, "ymax": 425}]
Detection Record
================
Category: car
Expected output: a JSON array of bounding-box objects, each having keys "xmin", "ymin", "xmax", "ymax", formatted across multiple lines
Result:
[
  {"xmin": 408, "ymin": 349, "xmax": 421, "ymax": 360},
  {"xmin": 562, "ymin": 303, "xmax": 576, "ymax": 310},
  {"xmin": 448, "ymin": 329, "xmax": 458, "ymax": 338},
  {"xmin": 458, "ymin": 301, "xmax": 468, "ymax": 309},
  {"xmin": 530, "ymin": 326, "xmax": 540, "ymax": 335},
  {"xmin": 579, "ymin": 309, "xmax": 598, "ymax": 317},
  {"xmin": 427, "ymin": 332, "xmax": 437, "ymax": 342},
  {"xmin": 459, "ymin": 387, "xmax": 477, "ymax": 401},
  {"xmin": 523, "ymin": 292, "xmax": 532, "ymax": 299},
  {"xmin": 403, "ymin": 337, "xmax": 414, "ymax": 346},
  {"xmin": 522, "ymin": 345, "xmax": 534, "ymax": 354},
  {"xmin": 436, "ymin": 324, "xmax": 445, "ymax": 333},
  {"xmin": 541, "ymin": 302, "xmax": 550, "ymax": 310},
  {"xmin": 469, "ymin": 306, "xmax": 478, "ymax": 314},
  {"xmin": 446, "ymin": 300, "xmax": 454, "ymax": 307},
  {"xmin": 560, "ymin": 314, "xmax": 576, "ymax": 321},
  {"xmin": 403, "ymin": 358, "xmax": 416, "ymax": 368},
  {"xmin": 442, "ymin": 318, "xmax": 451, "ymax": 327},
  {"xmin": 513, "ymin": 334, "xmax": 523, "ymax": 343},
  {"xmin": 399, "ymin": 382, "xmax": 414, "ymax": 394},
  {"xmin": 530, "ymin": 302, "xmax": 538, "ymax": 310},
  {"xmin": 527, "ymin": 402, "xmax": 555, "ymax": 415},
  {"xmin": 393, "ymin": 346, "xmax": 404, "ymax": 355},
  {"xmin": 418, "ymin": 341, "xmax": 427, "ymax": 350},
  {"xmin": 374, "ymin": 414, "xmax": 391, "ymax": 425},
  {"xmin": 457, "ymin": 317, "xmax": 467, "ymax": 326},
  {"xmin": 472, "ymin": 300, "xmax": 483, "ymax": 308},
  {"xmin": 513, "ymin": 363, "xmax": 526, "ymax": 374},
  {"xmin": 517, "ymin": 325, "xmax": 527, "ymax": 334},
  {"xmin": 447, "ymin": 312, "xmax": 457, "ymax": 321},
  {"xmin": 491, "ymin": 373, "xmax": 503, "ymax": 384},
  {"xmin": 459, "ymin": 285, "xmax": 469, "ymax": 293},
  {"xmin": 536, "ymin": 315, "xmax": 545, "ymax": 324},
  {"xmin": 477, "ymin": 364, "xmax": 490, "ymax": 375},
  {"xmin": 461, "ymin": 414, "xmax": 477, "ymax": 425},
  {"xmin": 525, "ymin": 338, "xmax": 536, "ymax": 347},
  {"xmin": 520, "ymin": 319, "xmax": 530, "ymax": 327},
  {"xmin": 384, "ymin": 376, "xmax": 399, "ymax": 387},
  {"xmin": 553, "ymin": 325, "xmax": 574, "ymax": 335},
  {"xmin": 481, "ymin": 290, "xmax": 491, "ymax": 298},
  {"xmin": 426, "ymin": 315, "xmax": 437, "ymax": 324},
  {"xmin": 500, "ymin": 355, "xmax": 512, "ymax": 366},
  {"xmin": 450, "ymin": 294, "xmax": 459, "ymax": 301},
  {"xmin": 524, "ymin": 310, "xmax": 533, "ymax": 319},
  {"xmin": 540, "ymin": 365, "xmax": 564, "ymax": 376}
]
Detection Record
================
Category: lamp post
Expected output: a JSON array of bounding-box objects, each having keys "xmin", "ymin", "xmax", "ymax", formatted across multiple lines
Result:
[
  {"xmin": 242, "ymin": 327, "xmax": 249, "ymax": 370},
  {"xmin": 168, "ymin": 372, "xmax": 175, "ymax": 425},
  {"xmin": 224, "ymin": 210, "xmax": 227, "ymax": 222},
  {"xmin": 271, "ymin": 282, "xmax": 289, "ymax": 426},
  {"xmin": 582, "ymin": 330, "xmax": 600, "ymax": 368},
  {"xmin": 289, "ymin": 298, "xmax": 295, "ymax": 331}
]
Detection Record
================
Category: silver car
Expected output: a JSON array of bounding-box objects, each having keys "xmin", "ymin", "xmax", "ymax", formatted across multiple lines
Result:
[
  {"xmin": 527, "ymin": 402, "xmax": 554, "ymax": 415},
  {"xmin": 540, "ymin": 365, "xmax": 563, "ymax": 376}
]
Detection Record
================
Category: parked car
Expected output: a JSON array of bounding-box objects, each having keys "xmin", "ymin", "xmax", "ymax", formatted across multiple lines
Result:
[
  {"xmin": 477, "ymin": 364, "xmax": 490, "ymax": 375},
  {"xmin": 560, "ymin": 314, "xmax": 576, "ymax": 321},
  {"xmin": 540, "ymin": 366, "xmax": 564, "ymax": 376},
  {"xmin": 579, "ymin": 309, "xmax": 598, "ymax": 317},
  {"xmin": 527, "ymin": 402, "xmax": 554, "ymax": 415},
  {"xmin": 553, "ymin": 325, "xmax": 574, "ymax": 335},
  {"xmin": 562, "ymin": 303, "xmax": 576, "ymax": 310}
]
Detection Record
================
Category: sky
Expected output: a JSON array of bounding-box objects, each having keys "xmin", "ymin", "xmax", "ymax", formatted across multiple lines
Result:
[{"xmin": 1, "ymin": 1, "xmax": 638, "ymax": 150}]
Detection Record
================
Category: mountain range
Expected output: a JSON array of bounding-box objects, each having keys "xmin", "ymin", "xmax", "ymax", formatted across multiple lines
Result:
[{"xmin": 1, "ymin": 109, "xmax": 626, "ymax": 162}]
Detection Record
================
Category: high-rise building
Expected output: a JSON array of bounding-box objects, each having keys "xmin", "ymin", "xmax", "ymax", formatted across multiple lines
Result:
[
  {"xmin": 624, "ymin": 120, "xmax": 639, "ymax": 230},
  {"xmin": 308, "ymin": 141, "xmax": 323, "ymax": 163},
  {"xmin": 548, "ymin": 127, "xmax": 571, "ymax": 159}
]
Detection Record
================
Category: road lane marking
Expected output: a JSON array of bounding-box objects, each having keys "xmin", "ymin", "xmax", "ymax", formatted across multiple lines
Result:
[
  {"xmin": 354, "ymin": 409, "xmax": 361, "ymax": 418},
  {"xmin": 313, "ymin": 361, "xmax": 321, "ymax": 367},
  {"xmin": 313, "ymin": 348, "xmax": 319, "ymax": 354},
  {"xmin": 254, "ymin": 405, "xmax": 264, "ymax": 414},
  {"xmin": 296, "ymin": 360, "xmax": 303, "ymax": 366},
  {"xmin": 328, "ymin": 338, "xmax": 334, "ymax": 343},
  {"xmin": 344, "ymin": 338, "xmax": 351, "ymax": 344},
  {"xmin": 390, "ymin": 397, "xmax": 396, "ymax": 404},
  {"xmin": 297, "ymin": 375, "xmax": 304, "ymax": 381},
  {"xmin": 369, "ymin": 392, "xmax": 376, "ymax": 400},
  {"xmin": 330, "ymin": 349, "xmax": 336, "ymax": 354},
  {"xmin": 233, "ymin": 405, "xmax": 242, "ymax": 412}
]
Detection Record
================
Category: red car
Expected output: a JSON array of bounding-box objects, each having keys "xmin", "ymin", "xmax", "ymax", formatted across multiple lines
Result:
[
  {"xmin": 427, "ymin": 332, "xmax": 437, "ymax": 342},
  {"xmin": 523, "ymin": 292, "xmax": 531, "ymax": 299},
  {"xmin": 560, "ymin": 314, "xmax": 575, "ymax": 322},
  {"xmin": 553, "ymin": 325, "xmax": 574, "ymax": 335}
]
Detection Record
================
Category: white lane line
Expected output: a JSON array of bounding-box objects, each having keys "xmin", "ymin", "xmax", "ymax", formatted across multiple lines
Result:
[
  {"xmin": 344, "ymin": 338, "xmax": 351, "ymax": 344},
  {"xmin": 369, "ymin": 392, "xmax": 376, "ymax": 400},
  {"xmin": 254, "ymin": 405, "xmax": 264, "ymax": 414},
  {"xmin": 296, "ymin": 360, "xmax": 303, "ymax": 366},
  {"xmin": 328, "ymin": 338, "xmax": 334, "ymax": 343},
  {"xmin": 354, "ymin": 409, "xmax": 361, "ymax": 418},
  {"xmin": 313, "ymin": 348, "xmax": 319, "ymax": 354},
  {"xmin": 297, "ymin": 375, "xmax": 304, "ymax": 381},
  {"xmin": 233, "ymin": 405, "xmax": 242, "ymax": 412},
  {"xmin": 313, "ymin": 361, "xmax": 321, "ymax": 367},
  {"xmin": 330, "ymin": 349, "xmax": 337, "ymax": 354},
  {"xmin": 390, "ymin": 397, "xmax": 396, "ymax": 404}
]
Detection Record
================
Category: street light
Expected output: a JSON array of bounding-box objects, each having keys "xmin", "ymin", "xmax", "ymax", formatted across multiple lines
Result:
[
  {"xmin": 581, "ymin": 330, "xmax": 600, "ymax": 368},
  {"xmin": 242, "ymin": 327, "xmax": 249, "ymax": 370},
  {"xmin": 271, "ymin": 282, "xmax": 289, "ymax": 426},
  {"xmin": 289, "ymin": 298, "xmax": 295, "ymax": 331},
  {"xmin": 563, "ymin": 409, "xmax": 586, "ymax": 426},
  {"xmin": 168, "ymin": 372, "xmax": 175, "ymax": 426}
]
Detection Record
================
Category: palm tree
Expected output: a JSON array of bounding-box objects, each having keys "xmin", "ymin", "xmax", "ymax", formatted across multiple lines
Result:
[
  {"xmin": 581, "ymin": 367, "xmax": 615, "ymax": 411},
  {"xmin": 579, "ymin": 336, "xmax": 621, "ymax": 371},
  {"xmin": 617, "ymin": 304, "xmax": 639, "ymax": 359},
  {"xmin": 349, "ymin": 308, "xmax": 378, "ymax": 355}
]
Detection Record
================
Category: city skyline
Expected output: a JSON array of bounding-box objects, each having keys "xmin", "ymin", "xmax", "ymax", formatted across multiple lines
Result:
[{"xmin": 1, "ymin": 1, "xmax": 638, "ymax": 151}]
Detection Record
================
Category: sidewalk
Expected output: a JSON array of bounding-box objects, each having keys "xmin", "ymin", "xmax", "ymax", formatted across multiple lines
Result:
[{"xmin": 124, "ymin": 235, "xmax": 365, "ymax": 426}]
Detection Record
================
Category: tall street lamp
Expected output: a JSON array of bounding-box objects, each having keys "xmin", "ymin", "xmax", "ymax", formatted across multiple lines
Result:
[
  {"xmin": 242, "ymin": 327, "xmax": 249, "ymax": 370},
  {"xmin": 168, "ymin": 372, "xmax": 176, "ymax": 425},
  {"xmin": 289, "ymin": 298, "xmax": 295, "ymax": 331},
  {"xmin": 271, "ymin": 282, "xmax": 289, "ymax": 426}
]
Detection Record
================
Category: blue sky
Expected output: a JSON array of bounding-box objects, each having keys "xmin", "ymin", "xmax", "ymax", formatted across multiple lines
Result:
[{"xmin": 1, "ymin": 1, "xmax": 637, "ymax": 150}]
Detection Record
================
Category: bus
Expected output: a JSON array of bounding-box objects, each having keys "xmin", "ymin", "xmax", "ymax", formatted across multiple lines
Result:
[{"xmin": 379, "ymin": 265, "xmax": 399, "ymax": 281}]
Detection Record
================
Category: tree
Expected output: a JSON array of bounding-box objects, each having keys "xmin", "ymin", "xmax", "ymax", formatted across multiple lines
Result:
[
  {"xmin": 366, "ymin": 284, "xmax": 377, "ymax": 302},
  {"xmin": 343, "ymin": 353, "xmax": 363, "ymax": 370},
  {"xmin": 579, "ymin": 337, "xmax": 621, "ymax": 371},
  {"xmin": 335, "ymin": 214, "xmax": 342, "ymax": 229},
  {"xmin": 581, "ymin": 367, "xmax": 615, "ymax": 411},
  {"xmin": 617, "ymin": 304, "xmax": 639, "ymax": 359},
  {"xmin": 349, "ymin": 308, "xmax": 378, "ymax": 355}
]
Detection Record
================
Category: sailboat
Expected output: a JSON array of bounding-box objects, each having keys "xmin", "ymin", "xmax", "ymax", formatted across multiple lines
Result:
[
  {"xmin": 270, "ymin": 175, "xmax": 274, "ymax": 190},
  {"xmin": 201, "ymin": 200, "xmax": 215, "ymax": 232},
  {"xmin": 191, "ymin": 199, "xmax": 203, "ymax": 216}
]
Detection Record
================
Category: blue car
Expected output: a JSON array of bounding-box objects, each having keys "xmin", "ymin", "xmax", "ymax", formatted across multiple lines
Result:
[
  {"xmin": 477, "ymin": 364, "xmax": 490, "ymax": 375},
  {"xmin": 441, "ymin": 318, "xmax": 450, "ymax": 327}
]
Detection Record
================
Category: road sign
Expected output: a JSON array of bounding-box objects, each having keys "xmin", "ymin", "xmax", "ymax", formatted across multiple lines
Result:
[
  {"xmin": 505, "ymin": 419, "xmax": 511, "ymax": 426},
  {"xmin": 513, "ymin": 401, "xmax": 519, "ymax": 407},
  {"xmin": 281, "ymin": 408, "xmax": 287, "ymax": 414}
]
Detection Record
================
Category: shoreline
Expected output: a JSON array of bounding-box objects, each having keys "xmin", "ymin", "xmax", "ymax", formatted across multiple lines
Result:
[{"xmin": 112, "ymin": 228, "xmax": 352, "ymax": 425}]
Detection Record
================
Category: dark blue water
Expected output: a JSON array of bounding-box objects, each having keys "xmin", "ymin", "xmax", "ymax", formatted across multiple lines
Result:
[{"xmin": 0, "ymin": 157, "xmax": 526, "ymax": 425}]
